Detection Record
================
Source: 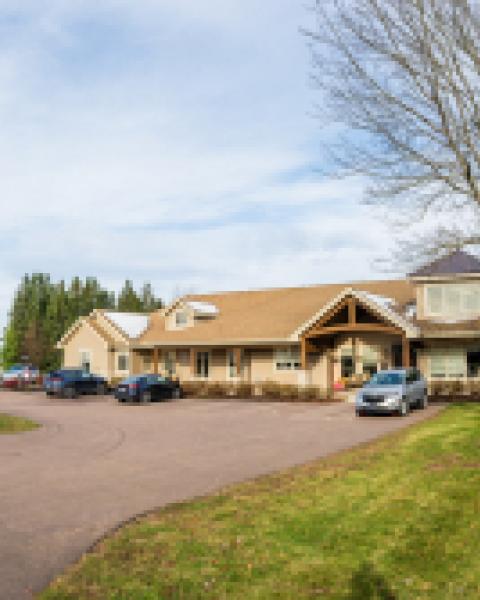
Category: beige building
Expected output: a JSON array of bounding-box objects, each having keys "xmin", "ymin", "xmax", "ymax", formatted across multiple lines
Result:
[
  {"xmin": 57, "ymin": 310, "xmax": 149, "ymax": 382},
  {"xmin": 58, "ymin": 250, "xmax": 480, "ymax": 393}
]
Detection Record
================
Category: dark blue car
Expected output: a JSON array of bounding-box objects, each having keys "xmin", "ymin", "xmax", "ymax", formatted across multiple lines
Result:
[
  {"xmin": 44, "ymin": 369, "xmax": 107, "ymax": 399},
  {"xmin": 115, "ymin": 374, "xmax": 182, "ymax": 403}
]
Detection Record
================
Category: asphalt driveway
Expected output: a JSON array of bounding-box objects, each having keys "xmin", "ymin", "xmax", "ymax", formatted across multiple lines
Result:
[{"xmin": 0, "ymin": 392, "xmax": 442, "ymax": 600}]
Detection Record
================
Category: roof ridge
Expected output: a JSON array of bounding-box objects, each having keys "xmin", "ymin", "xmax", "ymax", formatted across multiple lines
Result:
[{"xmin": 183, "ymin": 278, "xmax": 407, "ymax": 300}]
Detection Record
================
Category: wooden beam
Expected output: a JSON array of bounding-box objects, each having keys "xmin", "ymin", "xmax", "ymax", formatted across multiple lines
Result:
[
  {"xmin": 153, "ymin": 347, "xmax": 159, "ymax": 375},
  {"xmin": 402, "ymin": 336, "xmax": 410, "ymax": 368},
  {"xmin": 348, "ymin": 296, "xmax": 356, "ymax": 325},
  {"xmin": 305, "ymin": 297, "xmax": 349, "ymax": 335}
]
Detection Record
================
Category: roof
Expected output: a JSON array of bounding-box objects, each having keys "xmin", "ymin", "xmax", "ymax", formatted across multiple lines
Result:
[
  {"xmin": 409, "ymin": 249, "xmax": 480, "ymax": 278},
  {"xmin": 137, "ymin": 279, "xmax": 415, "ymax": 346},
  {"xmin": 103, "ymin": 312, "xmax": 149, "ymax": 339}
]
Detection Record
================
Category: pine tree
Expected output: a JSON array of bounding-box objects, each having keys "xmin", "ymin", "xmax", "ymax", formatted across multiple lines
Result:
[
  {"xmin": 117, "ymin": 280, "xmax": 143, "ymax": 312},
  {"xmin": 139, "ymin": 283, "xmax": 163, "ymax": 312}
]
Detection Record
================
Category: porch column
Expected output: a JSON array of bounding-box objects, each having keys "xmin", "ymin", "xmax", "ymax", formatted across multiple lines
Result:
[
  {"xmin": 402, "ymin": 336, "xmax": 410, "ymax": 368},
  {"xmin": 153, "ymin": 347, "xmax": 159, "ymax": 374},
  {"xmin": 190, "ymin": 348, "xmax": 196, "ymax": 377},
  {"xmin": 301, "ymin": 337, "xmax": 307, "ymax": 371},
  {"xmin": 234, "ymin": 347, "xmax": 242, "ymax": 377},
  {"xmin": 326, "ymin": 347, "xmax": 334, "ymax": 399}
]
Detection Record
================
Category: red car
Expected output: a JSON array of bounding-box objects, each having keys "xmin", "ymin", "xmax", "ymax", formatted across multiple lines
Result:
[{"xmin": 2, "ymin": 364, "xmax": 41, "ymax": 389}]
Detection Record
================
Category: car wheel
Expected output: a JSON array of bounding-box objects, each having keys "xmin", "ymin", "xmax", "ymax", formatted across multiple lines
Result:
[
  {"xmin": 64, "ymin": 386, "xmax": 77, "ymax": 400},
  {"xmin": 96, "ymin": 383, "xmax": 106, "ymax": 396},
  {"xmin": 419, "ymin": 392, "xmax": 428, "ymax": 409},
  {"xmin": 399, "ymin": 398, "xmax": 409, "ymax": 417},
  {"xmin": 140, "ymin": 390, "xmax": 151, "ymax": 403}
]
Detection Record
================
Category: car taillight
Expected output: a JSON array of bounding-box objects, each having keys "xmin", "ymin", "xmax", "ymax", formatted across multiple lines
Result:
[{"xmin": 129, "ymin": 383, "xmax": 139, "ymax": 390}]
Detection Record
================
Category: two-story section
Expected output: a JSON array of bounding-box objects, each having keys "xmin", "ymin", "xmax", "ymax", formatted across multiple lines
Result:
[{"xmin": 411, "ymin": 249, "xmax": 480, "ymax": 382}]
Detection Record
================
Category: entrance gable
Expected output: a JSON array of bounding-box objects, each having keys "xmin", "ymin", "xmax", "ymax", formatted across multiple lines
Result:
[{"xmin": 305, "ymin": 294, "xmax": 404, "ymax": 337}]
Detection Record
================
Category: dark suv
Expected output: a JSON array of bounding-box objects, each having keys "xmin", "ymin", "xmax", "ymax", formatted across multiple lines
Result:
[{"xmin": 44, "ymin": 369, "xmax": 107, "ymax": 399}]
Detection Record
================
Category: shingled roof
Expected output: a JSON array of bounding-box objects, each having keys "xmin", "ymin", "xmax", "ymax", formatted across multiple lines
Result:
[
  {"xmin": 409, "ymin": 249, "xmax": 480, "ymax": 278},
  {"xmin": 137, "ymin": 279, "xmax": 415, "ymax": 346}
]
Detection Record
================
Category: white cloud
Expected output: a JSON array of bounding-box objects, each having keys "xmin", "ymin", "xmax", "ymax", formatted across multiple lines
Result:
[{"xmin": 0, "ymin": 0, "xmax": 397, "ymax": 332}]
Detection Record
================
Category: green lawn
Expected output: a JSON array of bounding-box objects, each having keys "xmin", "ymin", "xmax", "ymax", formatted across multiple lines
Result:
[
  {"xmin": 41, "ymin": 405, "xmax": 480, "ymax": 599},
  {"xmin": 0, "ymin": 412, "xmax": 39, "ymax": 434}
]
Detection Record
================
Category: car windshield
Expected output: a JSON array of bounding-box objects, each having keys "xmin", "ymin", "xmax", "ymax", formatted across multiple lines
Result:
[{"xmin": 367, "ymin": 372, "xmax": 404, "ymax": 386}]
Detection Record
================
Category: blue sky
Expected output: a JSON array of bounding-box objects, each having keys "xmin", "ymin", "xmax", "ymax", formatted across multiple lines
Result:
[{"xmin": 0, "ymin": 0, "xmax": 398, "ymax": 323}]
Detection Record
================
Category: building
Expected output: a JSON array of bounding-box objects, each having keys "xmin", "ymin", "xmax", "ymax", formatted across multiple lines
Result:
[
  {"xmin": 58, "ymin": 250, "xmax": 480, "ymax": 393},
  {"xmin": 57, "ymin": 310, "xmax": 149, "ymax": 382}
]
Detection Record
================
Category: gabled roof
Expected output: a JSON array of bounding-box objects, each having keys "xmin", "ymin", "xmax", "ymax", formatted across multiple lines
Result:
[
  {"xmin": 409, "ymin": 249, "xmax": 480, "ymax": 278},
  {"xmin": 293, "ymin": 288, "xmax": 419, "ymax": 339},
  {"xmin": 57, "ymin": 315, "xmax": 115, "ymax": 348},
  {"xmin": 137, "ymin": 279, "xmax": 415, "ymax": 346}
]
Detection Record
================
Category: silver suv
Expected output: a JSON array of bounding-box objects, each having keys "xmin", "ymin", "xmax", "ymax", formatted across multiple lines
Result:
[{"xmin": 355, "ymin": 368, "xmax": 428, "ymax": 417}]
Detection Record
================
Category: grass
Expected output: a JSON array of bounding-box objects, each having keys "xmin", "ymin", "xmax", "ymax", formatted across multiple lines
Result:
[
  {"xmin": 40, "ymin": 405, "xmax": 480, "ymax": 599},
  {"xmin": 0, "ymin": 412, "xmax": 39, "ymax": 434}
]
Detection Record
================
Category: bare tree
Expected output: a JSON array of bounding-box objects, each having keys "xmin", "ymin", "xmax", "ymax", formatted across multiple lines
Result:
[{"xmin": 306, "ymin": 0, "xmax": 480, "ymax": 260}]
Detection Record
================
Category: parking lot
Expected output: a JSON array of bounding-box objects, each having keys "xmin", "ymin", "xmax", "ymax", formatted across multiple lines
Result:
[{"xmin": 0, "ymin": 391, "xmax": 442, "ymax": 599}]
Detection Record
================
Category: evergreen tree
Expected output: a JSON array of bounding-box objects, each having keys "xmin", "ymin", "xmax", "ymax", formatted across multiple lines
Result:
[
  {"xmin": 139, "ymin": 283, "xmax": 163, "ymax": 312},
  {"xmin": 2, "ymin": 274, "xmax": 162, "ymax": 371},
  {"xmin": 117, "ymin": 280, "xmax": 143, "ymax": 312}
]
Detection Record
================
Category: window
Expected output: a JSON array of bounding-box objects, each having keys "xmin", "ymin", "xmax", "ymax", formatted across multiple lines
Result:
[
  {"xmin": 362, "ymin": 346, "xmax": 379, "ymax": 378},
  {"xmin": 164, "ymin": 351, "xmax": 176, "ymax": 376},
  {"xmin": 275, "ymin": 347, "xmax": 301, "ymax": 370},
  {"xmin": 175, "ymin": 311, "xmax": 188, "ymax": 327},
  {"xmin": 425, "ymin": 283, "xmax": 480, "ymax": 318},
  {"xmin": 467, "ymin": 351, "xmax": 480, "ymax": 378},
  {"xmin": 430, "ymin": 351, "xmax": 465, "ymax": 378},
  {"xmin": 227, "ymin": 350, "xmax": 237, "ymax": 378},
  {"xmin": 143, "ymin": 354, "xmax": 152, "ymax": 372},
  {"xmin": 196, "ymin": 352, "xmax": 209, "ymax": 378},
  {"xmin": 117, "ymin": 353, "xmax": 129, "ymax": 371},
  {"xmin": 80, "ymin": 351, "xmax": 90, "ymax": 373}
]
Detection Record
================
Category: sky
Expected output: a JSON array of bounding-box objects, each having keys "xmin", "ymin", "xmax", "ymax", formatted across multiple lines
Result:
[{"xmin": 0, "ymin": 0, "xmax": 399, "ymax": 325}]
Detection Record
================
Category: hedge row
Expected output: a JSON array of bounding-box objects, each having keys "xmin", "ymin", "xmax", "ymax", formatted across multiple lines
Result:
[
  {"xmin": 181, "ymin": 381, "xmax": 334, "ymax": 402},
  {"xmin": 429, "ymin": 380, "xmax": 480, "ymax": 402}
]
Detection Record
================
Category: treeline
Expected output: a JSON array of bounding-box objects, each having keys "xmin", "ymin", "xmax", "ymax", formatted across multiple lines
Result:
[{"xmin": 2, "ymin": 274, "xmax": 163, "ymax": 371}]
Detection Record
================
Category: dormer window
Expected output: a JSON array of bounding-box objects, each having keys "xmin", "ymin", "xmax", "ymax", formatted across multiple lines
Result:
[{"xmin": 175, "ymin": 311, "xmax": 188, "ymax": 327}]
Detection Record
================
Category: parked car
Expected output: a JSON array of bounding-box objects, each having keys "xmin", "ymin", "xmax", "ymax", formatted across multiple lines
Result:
[
  {"xmin": 355, "ymin": 368, "xmax": 428, "ymax": 416},
  {"xmin": 115, "ymin": 374, "xmax": 182, "ymax": 403},
  {"xmin": 2, "ymin": 364, "xmax": 41, "ymax": 389},
  {"xmin": 44, "ymin": 369, "xmax": 107, "ymax": 399}
]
